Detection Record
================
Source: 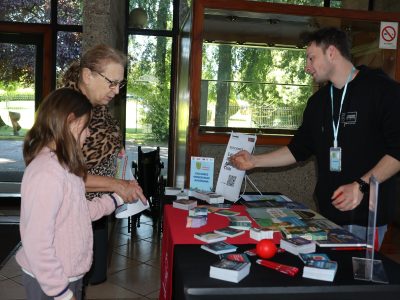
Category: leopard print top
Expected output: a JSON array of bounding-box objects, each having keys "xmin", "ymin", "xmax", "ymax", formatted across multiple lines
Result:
[{"xmin": 66, "ymin": 81, "xmax": 123, "ymax": 200}]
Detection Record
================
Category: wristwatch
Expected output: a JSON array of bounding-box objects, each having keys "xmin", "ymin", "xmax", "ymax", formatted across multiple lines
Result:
[{"xmin": 356, "ymin": 178, "xmax": 369, "ymax": 194}]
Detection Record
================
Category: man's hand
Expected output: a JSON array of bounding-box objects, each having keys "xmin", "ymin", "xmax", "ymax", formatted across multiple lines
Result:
[
  {"xmin": 229, "ymin": 150, "xmax": 256, "ymax": 170},
  {"xmin": 331, "ymin": 182, "xmax": 363, "ymax": 211}
]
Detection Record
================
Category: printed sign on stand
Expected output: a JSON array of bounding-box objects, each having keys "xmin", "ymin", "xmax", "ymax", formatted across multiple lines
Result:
[
  {"xmin": 379, "ymin": 21, "xmax": 398, "ymax": 49},
  {"xmin": 216, "ymin": 132, "xmax": 257, "ymax": 202},
  {"xmin": 190, "ymin": 156, "xmax": 214, "ymax": 192}
]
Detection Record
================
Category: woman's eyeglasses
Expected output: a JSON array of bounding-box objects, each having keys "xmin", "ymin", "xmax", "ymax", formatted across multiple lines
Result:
[{"xmin": 93, "ymin": 70, "xmax": 127, "ymax": 89}]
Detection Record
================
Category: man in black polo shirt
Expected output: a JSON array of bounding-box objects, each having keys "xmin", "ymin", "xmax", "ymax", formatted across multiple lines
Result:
[{"xmin": 230, "ymin": 27, "xmax": 400, "ymax": 248}]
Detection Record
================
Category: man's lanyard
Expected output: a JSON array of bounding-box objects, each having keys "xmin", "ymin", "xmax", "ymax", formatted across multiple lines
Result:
[{"xmin": 330, "ymin": 66, "xmax": 356, "ymax": 148}]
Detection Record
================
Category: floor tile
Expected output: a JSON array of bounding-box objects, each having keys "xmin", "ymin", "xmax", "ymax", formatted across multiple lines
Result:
[
  {"xmin": 85, "ymin": 280, "xmax": 143, "ymax": 299},
  {"xmin": 0, "ymin": 256, "xmax": 22, "ymax": 279},
  {"xmin": 107, "ymin": 263, "xmax": 160, "ymax": 296},
  {"xmin": 0, "ymin": 278, "xmax": 26, "ymax": 299},
  {"xmin": 114, "ymin": 239, "xmax": 161, "ymax": 263}
]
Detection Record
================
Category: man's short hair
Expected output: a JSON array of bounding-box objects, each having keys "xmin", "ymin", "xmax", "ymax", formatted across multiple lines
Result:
[{"xmin": 302, "ymin": 27, "xmax": 352, "ymax": 61}]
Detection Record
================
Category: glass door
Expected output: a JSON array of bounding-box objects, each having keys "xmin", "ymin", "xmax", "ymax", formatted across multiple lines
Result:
[{"xmin": 0, "ymin": 33, "xmax": 43, "ymax": 184}]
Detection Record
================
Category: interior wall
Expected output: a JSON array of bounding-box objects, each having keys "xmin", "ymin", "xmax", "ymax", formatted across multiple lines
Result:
[{"xmin": 200, "ymin": 144, "xmax": 317, "ymax": 210}]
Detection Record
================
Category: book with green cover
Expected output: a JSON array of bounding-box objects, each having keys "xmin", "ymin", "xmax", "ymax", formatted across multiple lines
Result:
[{"xmin": 280, "ymin": 226, "xmax": 327, "ymax": 241}]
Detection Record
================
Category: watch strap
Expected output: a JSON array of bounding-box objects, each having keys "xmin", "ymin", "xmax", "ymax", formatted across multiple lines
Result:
[{"xmin": 356, "ymin": 178, "xmax": 369, "ymax": 194}]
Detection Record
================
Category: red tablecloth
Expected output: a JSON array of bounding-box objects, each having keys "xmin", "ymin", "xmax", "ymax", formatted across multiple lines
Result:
[{"xmin": 159, "ymin": 204, "xmax": 265, "ymax": 300}]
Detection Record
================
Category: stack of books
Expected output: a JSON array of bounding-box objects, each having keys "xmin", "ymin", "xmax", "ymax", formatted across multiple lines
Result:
[
  {"xmin": 173, "ymin": 199, "xmax": 197, "ymax": 210},
  {"xmin": 228, "ymin": 215, "xmax": 252, "ymax": 230},
  {"xmin": 280, "ymin": 237, "xmax": 316, "ymax": 255},
  {"xmin": 209, "ymin": 258, "xmax": 251, "ymax": 283},
  {"xmin": 189, "ymin": 189, "xmax": 225, "ymax": 204},
  {"xmin": 302, "ymin": 260, "xmax": 338, "ymax": 282}
]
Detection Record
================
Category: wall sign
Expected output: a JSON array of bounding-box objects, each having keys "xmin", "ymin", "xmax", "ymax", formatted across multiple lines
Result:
[{"xmin": 379, "ymin": 22, "xmax": 398, "ymax": 49}]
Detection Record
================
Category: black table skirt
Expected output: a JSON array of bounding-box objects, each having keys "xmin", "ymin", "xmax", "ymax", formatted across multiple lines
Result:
[{"xmin": 172, "ymin": 244, "xmax": 400, "ymax": 300}]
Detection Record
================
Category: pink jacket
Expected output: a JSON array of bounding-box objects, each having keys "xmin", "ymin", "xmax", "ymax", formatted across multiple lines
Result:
[{"xmin": 16, "ymin": 147, "xmax": 117, "ymax": 298}]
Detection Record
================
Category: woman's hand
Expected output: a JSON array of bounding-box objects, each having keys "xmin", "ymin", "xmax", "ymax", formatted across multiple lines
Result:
[{"xmin": 114, "ymin": 179, "xmax": 147, "ymax": 205}]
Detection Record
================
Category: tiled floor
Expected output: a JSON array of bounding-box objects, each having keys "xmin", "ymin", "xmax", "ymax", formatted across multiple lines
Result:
[
  {"xmin": 1, "ymin": 209, "xmax": 400, "ymax": 300},
  {"xmin": 0, "ymin": 214, "xmax": 161, "ymax": 299}
]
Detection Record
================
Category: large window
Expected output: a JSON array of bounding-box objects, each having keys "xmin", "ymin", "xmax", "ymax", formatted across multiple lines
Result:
[
  {"xmin": 126, "ymin": 0, "xmax": 181, "ymax": 177},
  {"xmin": 201, "ymin": 43, "xmax": 313, "ymax": 130},
  {"xmin": 0, "ymin": 1, "xmax": 82, "ymax": 179}
]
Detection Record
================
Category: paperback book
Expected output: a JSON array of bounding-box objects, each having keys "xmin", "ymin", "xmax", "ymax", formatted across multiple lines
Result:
[
  {"xmin": 186, "ymin": 215, "xmax": 207, "ymax": 228},
  {"xmin": 188, "ymin": 207, "xmax": 208, "ymax": 217},
  {"xmin": 209, "ymin": 258, "xmax": 251, "ymax": 283},
  {"xmin": 315, "ymin": 228, "xmax": 366, "ymax": 247},
  {"xmin": 189, "ymin": 190, "xmax": 225, "ymax": 204},
  {"xmin": 173, "ymin": 199, "xmax": 197, "ymax": 210},
  {"xmin": 215, "ymin": 209, "xmax": 240, "ymax": 217},
  {"xmin": 280, "ymin": 226, "xmax": 327, "ymax": 241},
  {"xmin": 280, "ymin": 237, "xmax": 316, "ymax": 255},
  {"xmin": 194, "ymin": 231, "xmax": 226, "ymax": 243},
  {"xmin": 228, "ymin": 215, "xmax": 252, "ymax": 230},
  {"xmin": 302, "ymin": 260, "xmax": 338, "ymax": 282},
  {"xmin": 298, "ymin": 253, "xmax": 330, "ymax": 263},
  {"xmin": 214, "ymin": 226, "xmax": 245, "ymax": 238},
  {"xmin": 201, "ymin": 241, "xmax": 238, "ymax": 255},
  {"xmin": 219, "ymin": 253, "xmax": 250, "ymax": 263}
]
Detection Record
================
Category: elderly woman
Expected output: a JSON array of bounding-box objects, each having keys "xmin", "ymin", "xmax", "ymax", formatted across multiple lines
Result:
[{"xmin": 62, "ymin": 44, "xmax": 146, "ymax": 285}]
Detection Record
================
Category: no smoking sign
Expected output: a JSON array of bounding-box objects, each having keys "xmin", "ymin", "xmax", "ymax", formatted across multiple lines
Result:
[{"xmin": 379, "ymin": 22, "xmax": 398, "ymax": 49}]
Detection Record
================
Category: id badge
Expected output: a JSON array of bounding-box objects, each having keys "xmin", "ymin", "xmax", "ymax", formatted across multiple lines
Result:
[{"xmin": 330, "ymin": 147, "xmax": 342, "ymax": 172}]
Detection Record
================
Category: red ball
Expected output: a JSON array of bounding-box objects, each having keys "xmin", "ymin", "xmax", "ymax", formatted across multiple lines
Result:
[{"xmin": 256, "ymin": 239, "xmax": 277, "ymax": 259}]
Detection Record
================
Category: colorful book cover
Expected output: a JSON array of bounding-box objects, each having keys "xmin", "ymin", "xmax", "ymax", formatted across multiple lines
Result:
[
  {"xmin": 281, "ymin": 226, "xmax": 327, "ymax": 241},
  {"xmin": 316, "ymin": 228, "xmax": 366, "ymax": 247},
  {"xmin": 299, "ymin": 253, "xmax": 330, "ymax": 263},
  {"xmin": 219, "ymin": 253, "xmax": 250, "ymax": 263},
  {"xmin": 214, "ymin": 226, "xmax": 245, "ymax": 237},
  {"xmin": 194, "ymin": 231, "xmax": 226, "ymax": 243},
  {"xmin": 190, "ymin": 156, "xmax": 214, "ymax": 192},
  {"xmin": 201, "ymin": 241, "xmax": 238, "ymax": 254},
  {"xmin": 215, "ymin": 209, "xmax": 240, "ymax": 217}
]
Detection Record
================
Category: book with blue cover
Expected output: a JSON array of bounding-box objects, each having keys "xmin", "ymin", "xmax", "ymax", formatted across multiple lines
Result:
[
  {"xmin": 302, "ymin": 260, "xmax": 338, "ymax": 282},
  {"xmin": 201, "ymin": 241, "xmax": 238, "ymax": 255}
]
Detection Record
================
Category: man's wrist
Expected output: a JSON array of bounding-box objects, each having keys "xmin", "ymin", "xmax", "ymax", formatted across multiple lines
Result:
[{"xmin": 356, "ymin": 178, "xmax": 369, "ymax": 194}]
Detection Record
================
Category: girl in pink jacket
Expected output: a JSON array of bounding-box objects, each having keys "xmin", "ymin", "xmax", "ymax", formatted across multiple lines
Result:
[{"xmin": 16, "ymin": 88, "xmax": 124, "ymax": 300}]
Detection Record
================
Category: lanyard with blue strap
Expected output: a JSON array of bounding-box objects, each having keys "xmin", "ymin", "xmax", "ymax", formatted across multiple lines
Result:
[{"xmin": 329, "ymin": 66, "xmax": 356, "ymax": 172}]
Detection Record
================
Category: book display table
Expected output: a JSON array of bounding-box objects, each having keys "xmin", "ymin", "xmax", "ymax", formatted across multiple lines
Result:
[{"xmin": 159, "ymin": 199, "xmax": 400, "ymax": 300}]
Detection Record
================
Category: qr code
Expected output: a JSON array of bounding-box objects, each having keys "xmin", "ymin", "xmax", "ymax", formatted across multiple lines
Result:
[{"xmin": 227, "ymin": 175, "xmax": 237, "ymax": 187}]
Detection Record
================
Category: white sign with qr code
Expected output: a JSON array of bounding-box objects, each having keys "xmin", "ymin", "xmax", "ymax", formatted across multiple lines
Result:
[{"xmin": 216, "ymin": 132, "xmax": 257, "ymax": 202}]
